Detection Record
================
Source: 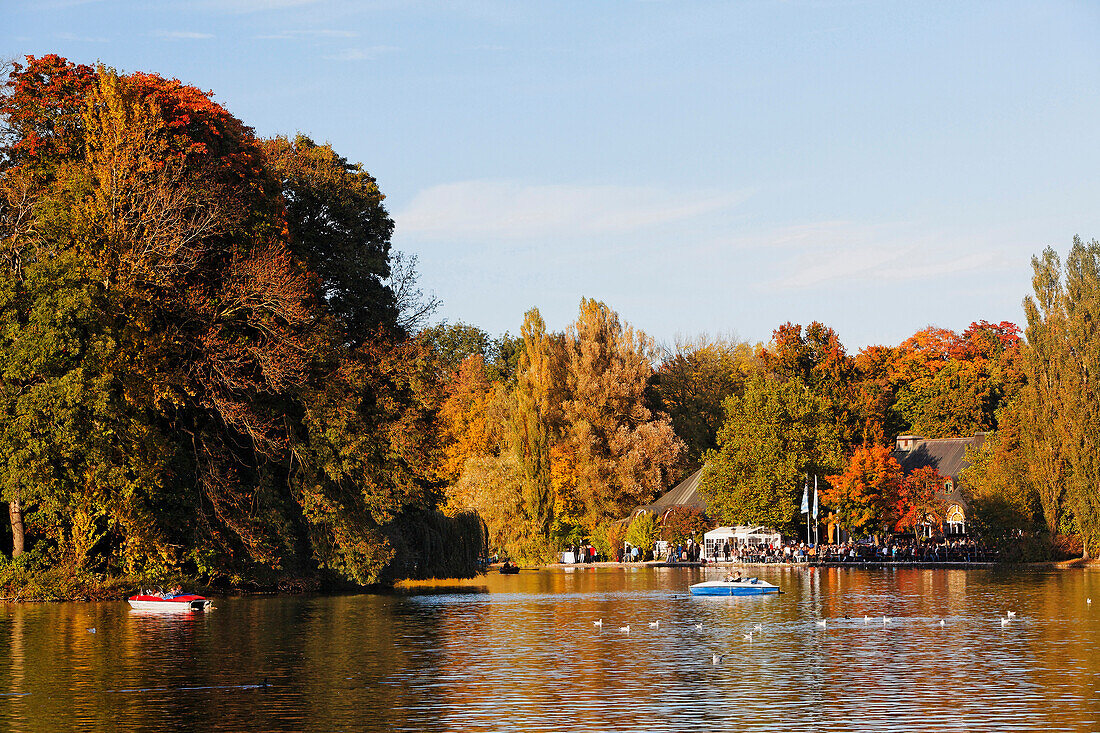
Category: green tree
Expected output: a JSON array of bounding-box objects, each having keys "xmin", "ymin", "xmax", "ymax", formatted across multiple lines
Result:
[
  {"xmin": 261, "ymin": 134, "xmax": 397, "ymax": 343},
  {"xmin": 701, "ymin": 373, "xmax": 843, "ymax": 532},
  {"xmin": 505, "ymin": 309, "xmax": 559, "ymax": 544},
  {"xmin": 419, "ymin": 322, "xmax": 493, "ymax": 380},
  {"xmin": 654, "ymin": 334, "xmax": 758, "ymax": 465},
  {"xmin": 959, "ymin": 401, "xmax": 1039, "ymax": 537},
  {"xmin": 625, "ymin": 511, "xmax": 659, "ymax": 556},
  {"xmin": 1022, "ymin": 238, "xmax": 1100, "ymax": 556}
]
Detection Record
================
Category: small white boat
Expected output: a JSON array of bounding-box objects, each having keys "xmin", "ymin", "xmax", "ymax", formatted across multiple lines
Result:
[
  {"xmin": 128, "ymin": 593, "xmax": 213, "ymax": 612},
  {"xmin": 690, "ymin": 578, "xmax": 779, "ymax": 596}
]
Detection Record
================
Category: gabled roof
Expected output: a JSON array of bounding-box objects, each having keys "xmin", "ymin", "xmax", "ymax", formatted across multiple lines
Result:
[
  {"xmin": 892, "ymin": 434, "xmax": 986, "ymax": 480},
  {"xmin": 638, "ymin": 467, "xmax": 707, "ymax": 514}
]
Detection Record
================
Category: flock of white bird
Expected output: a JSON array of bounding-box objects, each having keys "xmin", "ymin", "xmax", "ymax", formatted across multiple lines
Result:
[{"xmin": 590, "ymin": 598, "xmax": 1094, "ymax": 660}]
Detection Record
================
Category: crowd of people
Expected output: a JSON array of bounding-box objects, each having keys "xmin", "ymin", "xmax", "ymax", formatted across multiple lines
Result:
[
  {"xmin": 704, "ymin": 538, "xmax": 995, "ymax": 564},
  {"xmin": 553, "ymin": 537, "xmax": 995, "ymax": 566}
]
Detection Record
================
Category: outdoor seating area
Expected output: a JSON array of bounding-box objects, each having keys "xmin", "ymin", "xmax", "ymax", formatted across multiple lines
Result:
[{"xmin": 701, "ymin": 538, "xmax": 998, "ymax": 565}]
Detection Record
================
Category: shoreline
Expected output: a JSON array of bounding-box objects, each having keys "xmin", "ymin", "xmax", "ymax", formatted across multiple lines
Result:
[
  {"xmin": 545, "ymin": 558, "xmax": 1100, "ymax": 571},
  {"xmin": 6, "ymin": 558, "xmax": 1097, "ymax": 603}
]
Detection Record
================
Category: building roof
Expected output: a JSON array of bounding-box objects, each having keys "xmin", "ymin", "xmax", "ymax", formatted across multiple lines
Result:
[
  {"xmin": 637, "ymin": 467, "xmax": 707, "ymax": 515},
  {"xmin": 892, "ymin": 434, "xmax": 986, "ymax": 480}
]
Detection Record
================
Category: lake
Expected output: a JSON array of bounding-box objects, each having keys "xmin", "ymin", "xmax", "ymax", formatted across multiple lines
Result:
[{"xmin": 3, "ymin": 566, "xmax": 1099, "ymax": 732}]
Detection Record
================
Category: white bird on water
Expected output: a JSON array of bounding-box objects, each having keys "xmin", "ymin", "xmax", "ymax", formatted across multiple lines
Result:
[
  {"xmin": 864, "ymin": 615, "xmax": 871, "ymax": 624},
  {"xmin": 695, "ymin": 623, "xmax": 703, "ymax": 631},
  {"xmin": 712, "ymin": 653, "xmax": 723, "ymax": 665},
  {"xmin": 1007, "ymin": 611, "xmax": 1017, "ymax": 618},
  {"xmin": 939, "ymin": 619, "xmax": 946, "ymax": 627},
  {"xmin": 593, "ymin": 619, "xmax": 603, "ymax": 628},
  {"xmin": 882, "ymin": 617, "xmax": 891, "ymax": 627},
  {"xmin": 743, "ymin": 631, "xmax": 754, "ymax": 641},
  {"xmin": 816, "ymin": 619, "xmax": 827, "ymax": 629},
  {"xmin": 619, "ymin": 625, "xmax": 631, "ymax": 634},
  {"xmin": 1001, "ymin": 617, "xmax": 1010, "ymax": 627},
  {"xmin": 1088, "ymin": 598, "xmax": 1093, "ymax": 606},
  {"xmin": 648, "ymin": 620, "xmax": 660, "ymax": 629},
  {"xmin": 753, "ymin": 623, "xmax": 764, "ymax": 632}
]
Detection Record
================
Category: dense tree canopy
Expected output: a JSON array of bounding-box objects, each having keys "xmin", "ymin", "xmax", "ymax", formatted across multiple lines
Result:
[
  {"xmin": 653, "ymin": 335, "xmax": 757, "ymax": 466},
  {"xmin": 0, "ymin": 56, "xmax": 472, "ymax": 590},
  {"xmin": 261, "ymin": 134, "xmax": 397, "ymax": 344},
  {"xmin": 700, "ymin": 372, "xmax": 843, "ymax": 532}
]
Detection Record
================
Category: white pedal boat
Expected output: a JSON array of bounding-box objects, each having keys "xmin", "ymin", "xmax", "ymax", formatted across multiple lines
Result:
[
  {"xmin": 690, "ymin": 578, "xmax": 779, "ymax": 596},
  {"xmin": 128, "ymin": 593, "xmax": 213, "ymax": 612}
]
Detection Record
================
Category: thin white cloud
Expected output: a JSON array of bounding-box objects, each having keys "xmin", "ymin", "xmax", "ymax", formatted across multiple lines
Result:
[
  {"xmin": 56, "ymin": 31, "xmax": 110, "ymax": 42},
  {"xmin": 397, "ymin": 180, "xmax": 751, "ymax": 241},
  {"xmin": 154, "ymin": 30, "xmax": 215, "ymax": 40},
  {"xmin": 256, "ymin": 29, "xmax": 358, "ymax": 39},
  {"xmin": 323, "ymin": 46, "xmax": 399, "ymax": 61},
  {"xmin": 764, "ymin": 222, "xmax": 1007, "ymax": 289}
]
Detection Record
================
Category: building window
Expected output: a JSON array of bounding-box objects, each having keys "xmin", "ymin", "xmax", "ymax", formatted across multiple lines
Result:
[{"xmin": 946, "ymin": 504, "xmax": 966, "ymax": 535}]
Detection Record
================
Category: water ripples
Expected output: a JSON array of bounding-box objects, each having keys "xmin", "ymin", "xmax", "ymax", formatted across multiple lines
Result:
[{"xmin": 2, "ymin": 567, "xmax": 1099, "ymax": 732}]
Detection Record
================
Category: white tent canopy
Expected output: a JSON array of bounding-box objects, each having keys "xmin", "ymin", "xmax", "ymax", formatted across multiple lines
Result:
[{"xmin": 703, "ymin": 525, "xmax": 783, "ymax": 559}]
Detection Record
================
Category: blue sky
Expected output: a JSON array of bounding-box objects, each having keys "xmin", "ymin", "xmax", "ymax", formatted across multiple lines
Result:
[{"xmin": 6, "ymin": 1, "xmax": 1100, "ymax": 348}]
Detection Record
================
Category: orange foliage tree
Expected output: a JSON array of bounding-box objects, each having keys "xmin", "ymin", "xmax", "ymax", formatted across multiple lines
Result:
[
  {"xmin": 893, "ymin": 465, "xmax": 949, "ymax": 539},
  {"xmin": 659, "ymin": 506, "xmax": 712, "ymax": 545},
  {"xmin": 438, "ymin": 354, "xmax": 498, "ymax": 483},
  {"xmin": 823, "ymin": 444, "xmax": 904, "ymax": 537}
]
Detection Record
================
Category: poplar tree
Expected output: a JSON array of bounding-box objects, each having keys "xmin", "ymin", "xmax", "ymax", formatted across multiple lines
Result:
[
  {"xmin": 1023, "ymin": 238, "xmax": 1100, "ymax": 556},
  {"xmin": 506, "ymin": 308, "xmax": 559, "ymax": 544}
]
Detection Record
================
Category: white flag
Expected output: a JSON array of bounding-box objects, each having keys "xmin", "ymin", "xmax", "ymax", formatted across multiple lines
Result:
[
  {"xmin": 801, "ymin": 483, "xmax": 809, "ymax": 514},
  {"xmin": 813, "ymin": 476, "xmax": 819, "ymax": 520}
]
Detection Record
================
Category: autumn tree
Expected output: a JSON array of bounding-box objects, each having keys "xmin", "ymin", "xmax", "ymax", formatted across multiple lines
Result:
[
  {"xmin": 438, "ymin": 354, "xmax": 500, "ymax": 483},
  {"xmin": 765, "ymin": 322, "xmax": 866, "ymax": 448},
  {"xmin": 822, "ymin": 444, "xmax": 903, "ymax": 538},
  {"xmin": 891, "ymin": 466, "xmax": 946, "ymax": 539},
  {"xmin": 0, "ymin": 56, "xmax": 476, "ymax": 588},
  {"xmin": 659, "ymin": 506, "xmax": 712, "ymax": 545},
  {"xmin": 561, "ymin": 299, "xmax": 684, "ymax": 527},
  {"xmin": 889, "ymin": 321, "xmax": 1022, "ymax": 439},
  {"xmin": 447, "ymin": 455, "xmax": 525, "ymax": 558}
]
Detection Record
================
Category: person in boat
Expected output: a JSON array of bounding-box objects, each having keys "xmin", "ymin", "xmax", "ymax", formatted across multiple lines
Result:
[{"xmin": 723, "ymin": 571, "xmax": 742, "ymax": 583}]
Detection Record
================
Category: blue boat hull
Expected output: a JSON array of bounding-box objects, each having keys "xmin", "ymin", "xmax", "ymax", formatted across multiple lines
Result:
[{"xmin": 690, "ymin": 580, "xmax": 779, "ymax": 596}]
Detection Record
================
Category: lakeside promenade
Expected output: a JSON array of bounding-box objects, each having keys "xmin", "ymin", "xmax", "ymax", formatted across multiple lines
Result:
[{"xmin": 546, "ymin": 559, "xmax": 998, "ymax": 570}]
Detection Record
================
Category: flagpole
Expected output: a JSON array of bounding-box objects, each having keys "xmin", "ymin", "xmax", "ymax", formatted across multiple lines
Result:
[
  {"xmin": 813, "ymin": 475, "xmax": 819, "ymax": 546},
  {"xmin": 802, "ymin": 479, "xmax": 810, "ymax": 545}
]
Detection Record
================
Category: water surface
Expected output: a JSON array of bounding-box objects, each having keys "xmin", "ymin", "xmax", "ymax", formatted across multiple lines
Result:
[{"xmin": 3, "ymin": 566, "xmax": 1099, "ymax": 732}]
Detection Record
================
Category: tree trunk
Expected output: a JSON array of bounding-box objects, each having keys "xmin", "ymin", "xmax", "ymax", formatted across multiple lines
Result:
[{"xmin": 9, "ymin": 497, "xmax": 24, "ymax": 558}]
